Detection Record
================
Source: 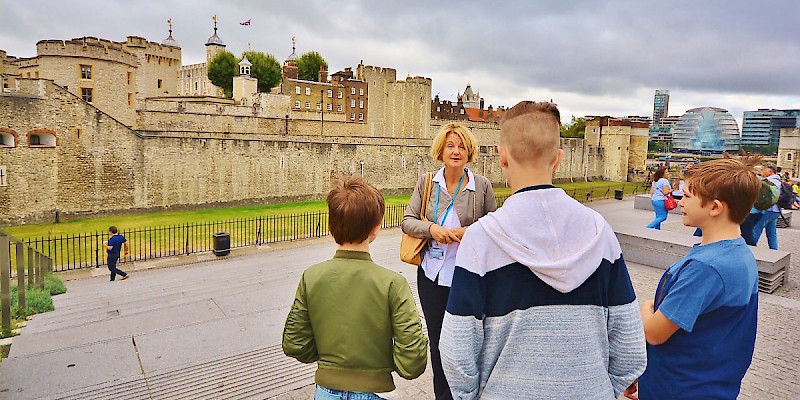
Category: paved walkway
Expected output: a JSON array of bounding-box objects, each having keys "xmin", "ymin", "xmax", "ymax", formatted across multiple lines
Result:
[{"xmin": 1, "ymin": 198, "xmax": 798, "ymax": 399}]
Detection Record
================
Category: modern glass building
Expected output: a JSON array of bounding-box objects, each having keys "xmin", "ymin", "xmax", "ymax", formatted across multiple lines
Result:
[
  {"xmin": 741, "ymin": 109, "xmax": 800, "ymax": 147},
  {"xmin": 671, "ymin": 107, "xmax": 740, "ymax": 154},
  {"xmin": 652, "ymin": 90, "xmax": 669, "ymax": 124}
]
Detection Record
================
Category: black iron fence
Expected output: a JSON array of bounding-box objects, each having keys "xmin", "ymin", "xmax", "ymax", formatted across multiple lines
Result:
[{"xmin": 20, "ymin": 183, "xmax": 650, "ymax": 272}]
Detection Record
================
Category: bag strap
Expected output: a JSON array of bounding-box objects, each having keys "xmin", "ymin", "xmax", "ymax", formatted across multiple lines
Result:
[{"xmin": 419, "ymin": 172, "xmax": 433, "ymax": 222}]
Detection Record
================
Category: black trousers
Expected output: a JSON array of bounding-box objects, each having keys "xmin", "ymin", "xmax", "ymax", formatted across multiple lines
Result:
[{"xmin": 417, "ymin": 267, "xmax": 454, "ymax": 400}]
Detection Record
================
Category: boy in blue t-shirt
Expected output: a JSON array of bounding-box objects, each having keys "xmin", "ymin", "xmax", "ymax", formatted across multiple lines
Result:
[{"xmin": 625, "ymin": 157, "xmax": 761, "ymax": 399}]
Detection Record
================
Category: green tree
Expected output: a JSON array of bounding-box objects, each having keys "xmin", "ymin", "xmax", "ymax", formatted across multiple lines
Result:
[
  {"xmin": 560, "ymin": 116, "xmax": 586, "ymax": 138},
  {"xmin": 296, "ymin": 51, "xmax": 329, "ymax": 82},
  {"xmin": 241, "ymin": 50, "xmax": 282, "ymax": 93},
  {"xmin": 207, "ymin": 50, "xmax": 237, "ymax": 98}
]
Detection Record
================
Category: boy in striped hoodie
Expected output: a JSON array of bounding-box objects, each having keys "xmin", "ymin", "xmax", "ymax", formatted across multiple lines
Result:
[{"xmin": 440, "ymin": 101, "xmax": 646, "ymax": 399}]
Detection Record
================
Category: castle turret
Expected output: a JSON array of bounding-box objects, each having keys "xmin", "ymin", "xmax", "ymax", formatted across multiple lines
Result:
[
  {"xmin": 162, "ymin": 19, "xmax": 179, "ymax": 47},
  {"xmin": 233, "ymin": 55, "xmax": 257, "ymax": 103},
  {"xmin": 205, "ymin": 15, "xmax": 226, "ymax": 62}
]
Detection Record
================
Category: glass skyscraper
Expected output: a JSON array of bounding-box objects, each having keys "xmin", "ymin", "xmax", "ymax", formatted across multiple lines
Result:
[
  {"xmin": 652, "ymin": 90, "xmax": 669, "ymax": 124},
  {"xmin": 671, "ymin": 107, "xmax": 740, "ymax": 154},
  {"xmin": 741, "ymin": 109, "xmax": 800, "ymax": 147}
]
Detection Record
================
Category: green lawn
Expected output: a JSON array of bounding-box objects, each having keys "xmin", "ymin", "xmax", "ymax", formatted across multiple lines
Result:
[{"xmin": 3, "ymin": 181, "xmax": 646, "ymax": 241}]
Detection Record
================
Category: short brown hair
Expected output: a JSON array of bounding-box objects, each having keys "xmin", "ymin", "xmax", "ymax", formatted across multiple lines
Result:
[
  {"xmin": 327, "ymin": 176, "xmax": 385, "ymax": 245},
  {"xmin": 430, "ymin": 122, "xmax": 478, "ymax": 163},
  {"xmin": 499, "ymin": 101, "xmax": 561, "ymax": 166},
  {"xmin": 683, "ymin": 156, "xmax": 761, "ymax": 223},
  {"xmin": 109, "ymin": 226, "xmax": 118, "ymax": 234}
]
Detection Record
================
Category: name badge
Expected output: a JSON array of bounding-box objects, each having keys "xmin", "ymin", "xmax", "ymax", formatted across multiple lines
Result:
[{"xmin": 429, "ymin": 247, "xmax": 445, "ymax": 260}]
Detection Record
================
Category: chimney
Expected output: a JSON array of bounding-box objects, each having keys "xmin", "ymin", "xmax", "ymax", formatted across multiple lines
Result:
[
  {"xmin": 479, "ymin": 98, "xmax": 485, "ymax": 118},
  {"xmin": 318, "ymin": 65, "xmax": 328, "ymax": 83}
]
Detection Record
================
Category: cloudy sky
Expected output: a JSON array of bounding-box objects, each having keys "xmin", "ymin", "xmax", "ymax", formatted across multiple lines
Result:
[{"xmin": 3, "ymin": 0, "xmax": 800, "ymax": 125}]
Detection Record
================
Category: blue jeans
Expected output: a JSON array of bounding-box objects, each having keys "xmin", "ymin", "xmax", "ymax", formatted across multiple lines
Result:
[
  {"xmin": 740, "ymin": 212, "xmax": 763, "ymax": 246},
  {"xmin": 753, "ymin": 211, "xmax": 780, "ymax": 250},
  {"xmin": 314, "ymin": 385, "xmax": 385, "ymax": 400},
  {"xmin": 647, "ymin": 199, "xmax": 668, "ymax": 230},
  {"xmin": 107, "ymin": 254, "xmax": 127, "ymax": 281}
]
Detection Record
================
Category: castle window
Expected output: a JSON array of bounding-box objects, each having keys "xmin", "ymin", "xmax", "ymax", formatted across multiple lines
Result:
[
  {"xmin": 359, "ymin": 113, "xmax": 364, "ymax": 121},
  {"xmin": 460, "ymin": 109, "xmax": 464, "ymax": 115},
  {"xmin": 295, "ymin": 100, "xmax": 300, "ymax": 108},
  {"xmin": 195, "ymin": 82, "xmax": 199, "ymax": 91},
  {"xmin": 81, "ymin": 88, "xmax": 93, "ymax": 103},
  {"xmin": 80, "ymin": 64, "xmax": 92, "ymax": 79},
  {"xmin": 305, "ymin": 87, "xmax": 311, "ymax": 95},
  {"xmin": 0, "ymin": 129, "xmax": 16, "ymax": 148},
  {"xmin": 305, "ymin": 101, "xmax": 310, "ymax": 109},
  {"xmin": 0, "ymin": 166, "xmax": 6, "ymax": 187},
  {"xmin": 327, "ymin": 89, "xmax": 332, "ymax": 98},
  {"xmin": 295, "ymin": 86, "xmax": 300, "ymax": 94},
  {"xmin": 35, "ymin": 71, "xmax": 39, "ymax": 78},
  {"xmin": 351, "ymin": 99, "xmax": 356, "ymax": 108},
  {"xmin": 316, "ymin": 102, "xmax": 321, "ymax": 110},
  {"xmin": 158, "ymin": 79, "xmax": 163, "ymax": 89},
  {"xmin": 128, "ymin": 93, "xmax": 133, "ymax": 107},
  {"xmin": 327, "ymin": 103, "xmax": 332, "ymax": 111},
  {"xmin": 359, "ymin": 100, "xmax": 364, "ymax": 109},
  {"xmin": 127, "ymin": 72, "xmax": 132, "ymax": 85},
  {"xmin": 437, "ymin": 106, "xmax": 441, "ymax": 112},
  {"xmin": 338, "ymin": 91, "xmax": 342, "ymax": 99},
  {"xmin": 351, "ymin": 87, "xmax": 356, "ymax": 95},
  {"xmin": 789, "ymin": 153, "xmax": 793, "ymax": 161},
  {"xmin": 337, "ymin": 104, "xmax": 342, "ymax": 112},
  {"xmin": 351, "ymin": 113, "xmax": 355, "ymax": 121},
  {"xmin": 359, "ymin": 88, "xmax": 364, "ymax": 96},
  {"xmin": 27, "ymin": 129, "xmax": 57, "ymax": 148}
]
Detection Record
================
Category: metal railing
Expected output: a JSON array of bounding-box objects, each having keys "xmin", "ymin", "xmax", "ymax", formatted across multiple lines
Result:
[
  {"xmin": 18, "ymin": 183, "xmax": 650, "ymax": 273},
  {"xmin": 1, "ymin": 230, "xmax": 53, "ymax": 333}
]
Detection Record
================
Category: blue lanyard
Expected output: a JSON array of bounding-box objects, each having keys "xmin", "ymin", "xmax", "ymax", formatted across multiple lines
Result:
[{"xmin": 433, "ymin": 172, "xmax": 466, "ymax": 225}]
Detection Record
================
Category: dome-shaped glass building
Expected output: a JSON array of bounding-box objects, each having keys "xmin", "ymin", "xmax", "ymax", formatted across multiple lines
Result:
[{"xmin": 672, "ymin": 107, "xmax": 740, "ymax": 154}]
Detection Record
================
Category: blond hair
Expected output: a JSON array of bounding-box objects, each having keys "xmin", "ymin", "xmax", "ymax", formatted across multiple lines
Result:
[
  {"xmin": 430, "ymin": 122, "xmax": 478, "ymax": 163},
  {"xmin": 683, "ymin": 155, "xmax": 761, "ymax": 223},
  {"xmin": 499, "ymin": 101, "xmax": 561, "ymax": 166}
]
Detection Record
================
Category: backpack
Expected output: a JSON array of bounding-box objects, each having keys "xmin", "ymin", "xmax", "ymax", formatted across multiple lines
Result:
[
  {"xmin": 754, "ymin": 180, "xmax": 779, "ymax": 211},
  {"xmin": 777, "ymin": 181, "xmax": 795, "ymax": 209}
]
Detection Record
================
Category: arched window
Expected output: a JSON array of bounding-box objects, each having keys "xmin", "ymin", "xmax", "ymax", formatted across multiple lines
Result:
[
  {"xmin": 0, "ymin": 128, "xmax": 17, "ymax": 148},
  {"xmin": 27, "ymin": 129, "xmax": 57, "ymax": 148}
]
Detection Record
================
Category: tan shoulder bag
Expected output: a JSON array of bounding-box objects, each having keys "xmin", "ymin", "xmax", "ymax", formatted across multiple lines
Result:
[{"xmin": 400, "ymin": 172, "xmax": 434, "ymax": 265}]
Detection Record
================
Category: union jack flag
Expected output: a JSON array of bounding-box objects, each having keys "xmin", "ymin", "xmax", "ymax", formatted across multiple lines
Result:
[{"xmin": 240, "ymin": 19, "xmax": 251, "ymax": 26}]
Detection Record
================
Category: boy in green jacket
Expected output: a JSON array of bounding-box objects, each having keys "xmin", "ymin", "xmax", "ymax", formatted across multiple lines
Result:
[{"xmin": 282, "ymin": 176, "xmax": 428, "ymax": 399}]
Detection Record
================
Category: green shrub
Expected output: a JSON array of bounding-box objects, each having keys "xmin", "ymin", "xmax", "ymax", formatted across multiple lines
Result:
[{"xmin": 44, "ymin": 275, "xmax": 67, "ymax": 295}]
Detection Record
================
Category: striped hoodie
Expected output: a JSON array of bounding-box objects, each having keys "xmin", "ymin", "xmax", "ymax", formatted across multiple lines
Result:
[{"xmin": 440, "ymin": 185, "xmax": 646, "ymax": 399}]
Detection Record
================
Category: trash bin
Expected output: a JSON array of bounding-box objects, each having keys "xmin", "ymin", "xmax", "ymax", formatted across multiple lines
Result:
[
  {"xmin": 213, "ymin": 232, "xmax": 230, "ymax": 256},
  {"xmin": 614, "ymin": 189, "xmax": 624, "ymax": 200}
]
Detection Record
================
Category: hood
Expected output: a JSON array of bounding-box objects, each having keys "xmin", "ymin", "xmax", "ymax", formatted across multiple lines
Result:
[{"xmin": 478, "ymin": 188, "xmax": 622, "ymax": 293}]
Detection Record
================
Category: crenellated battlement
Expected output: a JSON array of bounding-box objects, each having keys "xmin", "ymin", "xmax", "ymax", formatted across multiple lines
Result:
[
  {"xmin": 36, "ymin": 37, "xmax": 138, "ymax": 66},
  {"xmin": 124, "ymin": 36, "xmax": 181, "ymax": 61}
]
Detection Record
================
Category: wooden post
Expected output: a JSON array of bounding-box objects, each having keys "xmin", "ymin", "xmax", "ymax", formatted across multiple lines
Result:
[
  {"xmin": 27, "ymin": 247, "xmax": 34, "ymax": 289},
  {"xmin": 37, "ymin": 253, "xmax": 45, "ymax": 289},
  {"xmin": 1, "ymin": 234, "xmax": 11, "ymax": 332},
  {"xmin": 16, "ymin": 243, "xmax": 24, "ymax": 311}
]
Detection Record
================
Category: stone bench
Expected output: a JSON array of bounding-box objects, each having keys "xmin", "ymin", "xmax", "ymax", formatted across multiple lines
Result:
[
  {"xmin": 634, "ymin": 194, "xmax": 682, "ymax": 214},
  {"xmin": 615, "ymin": 225, "xmax": 791, "ymax": 293}
]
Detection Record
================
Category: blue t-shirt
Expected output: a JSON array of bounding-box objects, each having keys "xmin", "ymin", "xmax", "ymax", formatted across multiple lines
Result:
[
  {"xmin": 107, "ymin": 234, "xmax": 127, "ymax": 256},
  {"xmin": 651, "ymin": 178, "xmax": 671, "ymax": 201},
  {"xmin": 639, "ymin": 237, "xmax": 758, "ymax": 399}
]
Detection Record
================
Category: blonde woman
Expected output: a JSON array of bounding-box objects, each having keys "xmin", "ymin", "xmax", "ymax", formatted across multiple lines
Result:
[{"xmin": 401, "ymin": 122, "xmax": 497, "ymax": 400}]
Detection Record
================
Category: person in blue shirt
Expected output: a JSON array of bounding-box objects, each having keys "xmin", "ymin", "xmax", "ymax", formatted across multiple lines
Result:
[
  {"xmin": 646, "ymin": 166, "xmax": 672, "ymax": 230},
  {"xmin": 103, "ymin": 226, "xmax": 130, "ymax": 281},
  {"xmin": 625, "ymin": 156, "xmax": 761, "ymax": 399}
]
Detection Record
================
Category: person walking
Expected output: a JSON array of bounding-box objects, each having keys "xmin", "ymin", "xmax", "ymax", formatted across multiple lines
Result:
[
  {"xmin": 752, "ymin": 162, "xmax": 782, "ymax": 249},
  {"xmin": 104, "ymin": 226, "xmax": 129, "ymax": 281},
  {"xmin": 647, "ymin": 166, "xmax": 672, "ymax": 230},
  {"xmin": 401, "ymin": 122, "xmax": 497, "ymax": 400}
]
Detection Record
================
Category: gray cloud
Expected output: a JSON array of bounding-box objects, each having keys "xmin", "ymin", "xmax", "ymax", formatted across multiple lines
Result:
[{"xmin": 3, "ymin": 0, "xmax": 799, "ymax": 120}]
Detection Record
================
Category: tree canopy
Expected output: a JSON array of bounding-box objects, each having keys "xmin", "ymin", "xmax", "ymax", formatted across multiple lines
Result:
[
  {"xmin": 207, "ymin": 50, "xmax": 238, "ymax": 98},
  {"xmin": 560, "ymin": 116, "xmax": 586, "ymax": 138},
  {"xmin": 207, "ymin": 50, "xmax": 283, "ymax": 97},
  {"xmin": 296, "ymin": 51, "xmax": 329, "ymax": 82},
  {"xmin": 241, "ymin": 51, "xmax": 282, "ymax": 93}
]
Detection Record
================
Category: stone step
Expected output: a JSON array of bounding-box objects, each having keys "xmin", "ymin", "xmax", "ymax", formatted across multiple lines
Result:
[{"xmin": 615, "ymin": 225, "xmax": 791, "ymax": 293}]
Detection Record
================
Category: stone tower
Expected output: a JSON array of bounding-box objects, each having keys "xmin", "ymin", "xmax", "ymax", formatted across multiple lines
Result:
[{"xmin": 205, "ymin": 15, "xmax": 226, "ymax": 62}]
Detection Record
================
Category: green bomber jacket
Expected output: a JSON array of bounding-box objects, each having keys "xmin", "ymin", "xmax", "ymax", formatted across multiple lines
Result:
[{"xmin": 282, "ymin": 250, "xmax": 428, "ymax": 393}]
